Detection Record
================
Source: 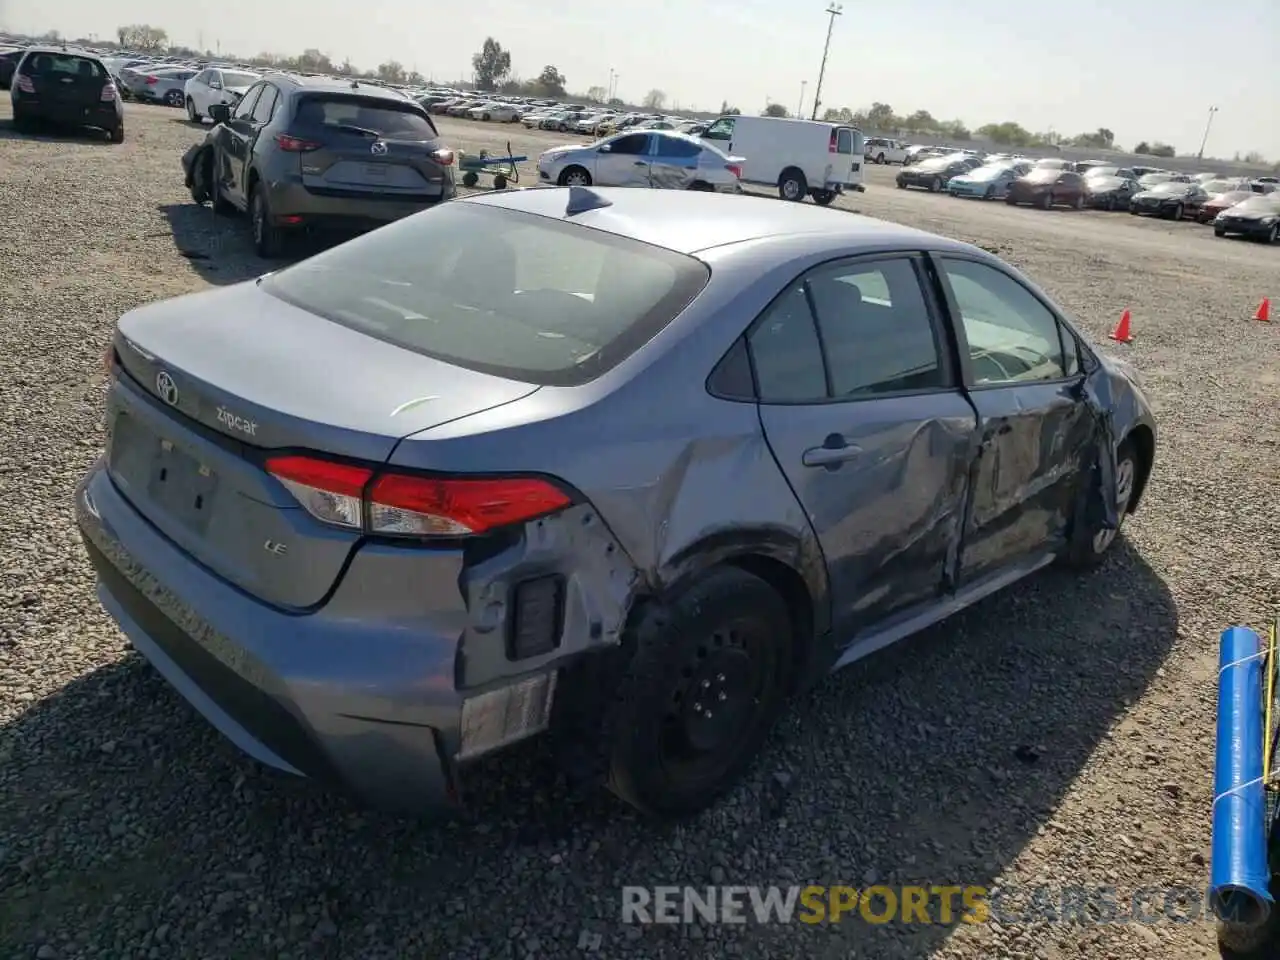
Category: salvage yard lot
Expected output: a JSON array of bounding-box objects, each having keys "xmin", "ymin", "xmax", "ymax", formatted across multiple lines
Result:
[{"xmin": 0, "ymin": 101, "xmax": 1277, "ymax": 960}]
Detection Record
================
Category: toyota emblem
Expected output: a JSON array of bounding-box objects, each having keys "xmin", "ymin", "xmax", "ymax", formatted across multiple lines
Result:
[
  {"xmin": 155, "ymin": 371, "xmax": 179, "ymax": 407},
  {"xmin": 370, "ymin": 141, "xmax": 388, "ymax": 156}
]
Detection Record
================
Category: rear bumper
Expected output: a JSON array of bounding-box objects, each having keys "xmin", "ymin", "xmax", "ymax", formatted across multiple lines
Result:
[
  {"xmin": 267, "ymin": 176, "xmax": 456, "ymax": 227},
  {"xmin": 13, "ymin": 98, "xmax": 122, "ymax": 127},
  {"xmin": 75, "ymin": 462, "xmax": 465, "ymax": 815},
  {"xmin": 1215, "ymin": 219, "xmax": 1275, "ymax": 237}
]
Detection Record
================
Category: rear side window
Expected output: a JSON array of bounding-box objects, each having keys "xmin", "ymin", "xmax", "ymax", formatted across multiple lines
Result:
[
  {"xmin": 836, "ymin": 129, "xmax": 853, "ymax": 154},
  {"xmin": 22, "ymin": 54, "xmax": 105, "ymax": 79},
  {"xmin": 294, "ymin": 96, "xmax": 438, "ymax": 138},
  {"xmin": 260, "ymin": 202, "xmax": 710, "ymax": 387},
  {"xmin": 251, "ymin": 86, "xmax": 278, "ymax": 124}
]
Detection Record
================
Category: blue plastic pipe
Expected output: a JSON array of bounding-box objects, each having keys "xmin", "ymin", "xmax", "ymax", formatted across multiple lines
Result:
[{"xmin": 1210, "ymin": 625, "xmax": 1274, "ymax": 927}]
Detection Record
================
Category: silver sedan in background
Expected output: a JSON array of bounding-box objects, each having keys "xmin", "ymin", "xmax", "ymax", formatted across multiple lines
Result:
[{"xmin": 537, "ymin": 130, "xmax": 745, "ymax": 191}]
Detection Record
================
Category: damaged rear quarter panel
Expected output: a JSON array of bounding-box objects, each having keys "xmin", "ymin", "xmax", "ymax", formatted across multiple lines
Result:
[{"xmin": 386, "ymin": 250, "xmax": 840, "ymax": 690}]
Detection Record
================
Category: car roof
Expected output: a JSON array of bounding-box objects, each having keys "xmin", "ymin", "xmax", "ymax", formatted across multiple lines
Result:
[
  {"xmin": 19, "ymin": 46, "xmax": 103, "ymax": 60},
  {"xmin": 260, "ymin": 72, "xmax": 411, "ymax": 101},
  {"xmin": 465, "ymin": 188, "xmax": 965, "ymax": 256}
]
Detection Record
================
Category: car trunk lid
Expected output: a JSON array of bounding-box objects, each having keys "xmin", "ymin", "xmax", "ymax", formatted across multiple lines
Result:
[
  {"xmin": 22, "ymin": 52, "xmax": 107, "ymax": 104},
  {"xmin": 289, "ymin": 94, "xmax": 451, "ymax": 200},
  {"xmin": 107, "ymin": 281, "xmax": 538, "ymax": 609}
]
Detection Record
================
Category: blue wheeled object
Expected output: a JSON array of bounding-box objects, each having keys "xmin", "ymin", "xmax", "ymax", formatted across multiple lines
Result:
[
  {"xmin": 457, "ymin": 141, "xmax": 527, "ymax": 191},
  {"xmin": 1212, "ymin": 619, "xmax": 1280, "ymax": 957}
]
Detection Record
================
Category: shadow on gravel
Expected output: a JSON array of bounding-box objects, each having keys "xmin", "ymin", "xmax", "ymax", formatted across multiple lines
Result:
[
  {"xmin": 0, "ymin": 118, "xmax": 113, "ymax": 145},
  {"xmin": 0, "ymin": 539, "xmax": 1177, "ymax": 959},
  {"xmin": 157, "ymin": 203, "xmax": 344, "ymax": 288}
]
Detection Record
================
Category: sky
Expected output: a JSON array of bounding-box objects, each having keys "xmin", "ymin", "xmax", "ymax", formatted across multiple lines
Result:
[{"xmin": 5, "ymin": 0, "xmax": 1278, "ymax": 161}]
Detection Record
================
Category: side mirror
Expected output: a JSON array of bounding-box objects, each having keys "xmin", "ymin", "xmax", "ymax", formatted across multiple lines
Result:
[
  {"xmin": 209, "ymin": 103, "xmax": 231, "ymax": 124},
  {"xmin": 209, "ymin": 80, "xmax": 222, "ymax": 90},
  {"xmin": 598, "ymin": 143, "xmax": 612, "ymax": 153}
]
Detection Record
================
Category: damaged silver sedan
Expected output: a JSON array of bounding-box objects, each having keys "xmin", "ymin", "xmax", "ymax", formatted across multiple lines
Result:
[{"xmin": 76, "ymin": 186, "xmax": 1156, "ymax": 819}]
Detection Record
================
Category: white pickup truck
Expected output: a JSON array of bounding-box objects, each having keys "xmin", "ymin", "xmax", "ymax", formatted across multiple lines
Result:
[{"xmin": 864, "ymin": 137, "xmax": 908, "ymax": 165}]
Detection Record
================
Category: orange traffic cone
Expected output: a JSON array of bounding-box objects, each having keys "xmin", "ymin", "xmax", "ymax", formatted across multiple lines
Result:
[
  {"xmin": 1254, "ymin": 298, "xmax": 1271, "ymax": 322},
  {"xmin": 1109, "ymin": 309, "xmax": 1133, "ymax": 343}
]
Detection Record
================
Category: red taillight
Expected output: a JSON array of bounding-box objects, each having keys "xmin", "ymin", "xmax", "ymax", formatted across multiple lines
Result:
[
  {"xmin": 15, "ymin": 74, "xmax": 34, "ymax": 93},
  {"xmin": 265, "ymin": 455, "xmax": 573, "ymax": 537},
  {"xmin": 432, "ymin": 147, "xmax": 455, "ymax": 166},
  {"xmin": 726, "ymin": 163, "xmax": 743, "ymax": 179},
  {"xmin": 145, "ymin": 75, "xmax": 158, "ymax": 85},
  {"xmin": 275, "ymin": 134, "xmax": 322, "ymax": 152},
  {"xmin": 101, "ymin": 83, "xmax": 117, "ymax": 102},
  {"xmin": 829, "ymin": 132, "xmax": 838, "ymax": 153},
  {"xmin": 103, "ymin": 344, "xmax": 116, "ymax": 375}
]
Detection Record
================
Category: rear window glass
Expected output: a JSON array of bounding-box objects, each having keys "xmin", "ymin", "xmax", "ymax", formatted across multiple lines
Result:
[
  {"xmin": 294, "ymin": 96, "xmax": 438, "ymax": 138},
  {"xmin": 221, "ymin": 71, "xmax": 258, "ymax": 87},
  {"xmin": 260, "ymin": 202, "xmax": 710, "ymax": 386},
  {"xmin": 23, "ymin": 54, "xmax": 105, "ymax": 78}
]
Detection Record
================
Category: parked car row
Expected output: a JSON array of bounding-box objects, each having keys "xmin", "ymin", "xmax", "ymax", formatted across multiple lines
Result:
[{"xmin": 893, "ymin": 150, "xmax": 1280, "ymax": 242}]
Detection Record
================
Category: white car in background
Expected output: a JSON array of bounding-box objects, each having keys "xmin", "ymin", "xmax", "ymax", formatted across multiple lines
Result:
[
  {"xmin": 183, "ymin": 66, "xmax": 260, "ymax": 122},
  {"xmin": 468, "ymin": 101, "xmax": 520, "ymax": 122},
  {"xmin": 538, "ymin": 129, "xmax": 744, "ymax": 192}
]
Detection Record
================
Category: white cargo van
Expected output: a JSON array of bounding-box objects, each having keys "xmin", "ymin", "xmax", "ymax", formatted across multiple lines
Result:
[{"xmin": 698, "ymin": 115, "xmax": 865, "ymax": 205}]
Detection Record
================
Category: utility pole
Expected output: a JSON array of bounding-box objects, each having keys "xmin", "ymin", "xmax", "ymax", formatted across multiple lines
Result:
[
  {"xmin": 1197, "ymin": 106, "xmax": 1218, "ymax": 160},
  {"xmin": 810, "ymin": 3, "xmax": 842, "ymax": 121},
  {"xmin": 798, "ymin": 80, "xmax": 807, "ymax": 119}
]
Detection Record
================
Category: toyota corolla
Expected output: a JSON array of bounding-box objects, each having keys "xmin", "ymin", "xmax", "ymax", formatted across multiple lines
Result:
[{"xmin": 78, "ymin": 187, "xmax": 1156, "ymax": 820}]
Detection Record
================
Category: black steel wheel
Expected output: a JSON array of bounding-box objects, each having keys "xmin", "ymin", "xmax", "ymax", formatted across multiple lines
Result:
[{"xmin": 607, "ymin": 567, "xmax": 793, "ymax": 818}]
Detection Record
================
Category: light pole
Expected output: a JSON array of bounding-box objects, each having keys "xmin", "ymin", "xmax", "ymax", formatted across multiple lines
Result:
[
  {"xmin": 810, "ymin": 3, "xmax": 842, "ymax": 121},
  {"xmin": 1197, "ymin": 106, "xmax": 1218, "ymax": 160},
  {"xmin": 797, "ymin": 80, "xmax": 807, "ymax": 119},
  {"xmin": 607, "ymin": 68, "xmax": 614, "ymax": 102}
]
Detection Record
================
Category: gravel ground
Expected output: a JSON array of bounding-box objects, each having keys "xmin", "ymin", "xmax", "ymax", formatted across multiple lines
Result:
[{"xmin": 1, "ymin": 102, "xmax": 1278, "ymax": 960}]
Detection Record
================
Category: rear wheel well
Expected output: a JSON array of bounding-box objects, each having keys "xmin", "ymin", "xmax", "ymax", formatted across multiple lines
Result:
[
  {"xmin": 1124, "ymin": 425, "xmax": 1155, "ymax": 513},
  {"xmin": 722, "ymin": 554, "xmax": 815, "ymax": 692}
]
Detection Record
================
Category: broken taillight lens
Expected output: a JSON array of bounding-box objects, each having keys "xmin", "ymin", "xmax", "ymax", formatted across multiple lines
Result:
[
  {"xmin": 15, "ymin": 74, "xmax": 35, "ymax": 93},
  {"xmin": 101, "ymin": 83, "xmax": 117, "ymax": 102},
  {"xmin": 264, "ymin": 455, "xmax": 573, "ymax": 537},
  {"xmin": 726, "ymin": 163, "xmax": 743, "ymax": 179}
]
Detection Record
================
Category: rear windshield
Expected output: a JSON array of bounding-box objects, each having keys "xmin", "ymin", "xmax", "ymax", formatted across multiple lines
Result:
[
  {"xmin": 294, "ymin": 96, "xmax": 438, "ymax": 138},
  {"xmin": 221, "ymin": 71, "xmax": 258, "ymax": 87},
  {"xmin": 260, "ymin": 202, "xmax": 710, "ymax": 386},
  {"xmin": 22, "ymin": 53, "xmax": 105, "ymax": 78}
]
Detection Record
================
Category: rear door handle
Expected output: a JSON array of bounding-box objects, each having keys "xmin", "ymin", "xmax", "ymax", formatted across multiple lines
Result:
[
  {"xmin": 802, "ymin": 437, "xmax": 862, "ymax": 468},
  {"xmin": 633, "ymin": 161, "xmax": 647, "ymax": 166}
]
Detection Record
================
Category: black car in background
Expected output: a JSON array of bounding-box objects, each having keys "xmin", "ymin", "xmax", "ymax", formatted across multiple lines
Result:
[
  {"xmin": 896, "ymin": 154, "xmax": 981, "ymax": 192},
  {"xmin": 1129, "ymin": 181, "xmax": 1208, "ymax": 220},
  {"xmin": 1084, "ymin": 174, "xmax": 1142, "ymax": 211},
  {"xmin": 9, "ymin": 46, "xmax": 124, "ymax": 142},
  {"xmin": 0, "ymin": 47, "xmax": 24, "ymax": 89},
  {"xmin": 1212, "ymin": 194, "xmax": 1280, "ymax": 242}
]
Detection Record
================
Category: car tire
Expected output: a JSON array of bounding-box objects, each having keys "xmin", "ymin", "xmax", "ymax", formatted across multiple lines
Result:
[
  {"xmin": 558, "ymin": 165, "xmax": 592, "ymax": 187},
  {"xmin": 1105, "ymin": 196, "xmax": 1116, "ymax": 211},
  {"xmin": 1214, "ymin": 227, "xmax": 1226, "ymax": 237},
  {"xmin": 984, "ymin": 185, "xmax": 995, "ymax": 200},
  {"xmin": 209, "ymin": 166, "xmax": 235, "ymax": 216},
  {"xmin": 896, "ymin": 180, "xmax": 906, "ymax": 189},
  {"xmin": 186, "ymin": 97, "xmax": 201, "ymax": 122},
  {"xmin": 876, "ymin": 152, "xmax": 886, "ymax": 164},
  {"xmin": 1039, "ymin": 191, "xmax": 1053, "ymax": 209},
  {"xmin": 778, "ymin": 169, "xmax": 807, "ymax": 202},
  {"xmin": 108, "ymin": 124, "xmax": 124, "ymax": 144},
  {"xmin": 605, "ymin": 567, "xmax": 794, "ymax": 819},
  {"xmin": 250, "ymin": 184, "xmax": 285, "ymax": 259},
  {"xmin": 481, "ymin": 113, "xmax": 490, "ymax": 121},
  {"xmin": 1267, "ymin": 223, "xmax": 1279, "ymax": 245},
  {"xmin": 558, "ymin": 122, "xmax": 568, "ymax": 132},
  {"xmin": 1171, "ymin": 203, "xmax": 1183, "ymax": 221},
  {"xmin": 166, "ymin": 89, "xmax": 184, "ymax": 108},
  {"xmin": 929, "ymin": 176, "xmax": 943, "ymax": 193},
  {"xmin": 1063, "ymin": 438, "xmax": 1139, "ymax": 569},
  {"xmin": 1073, "ymin": 193, "xmax": 1084, "ymax": 210},
  {"xmin": 1005, "ymin": 196, "xmax": 1018, "ymax": 205},
  {"xmin": 811, "ymin": 189, "xmax": 836, "ymax": 205}
]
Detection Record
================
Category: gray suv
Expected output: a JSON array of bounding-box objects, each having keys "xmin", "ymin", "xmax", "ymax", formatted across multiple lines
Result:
[{"xmin": 183, "ymin": 73, "xmax": 457, "ymax": 257}]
